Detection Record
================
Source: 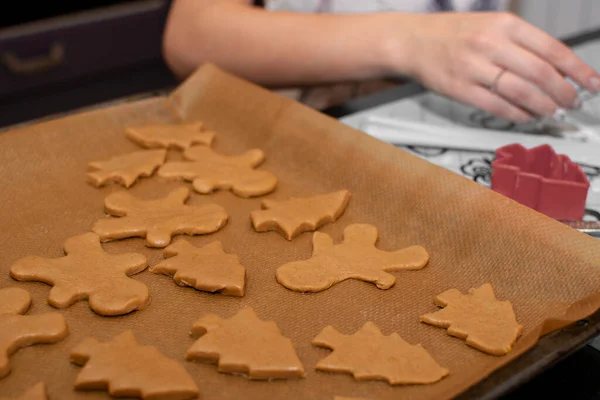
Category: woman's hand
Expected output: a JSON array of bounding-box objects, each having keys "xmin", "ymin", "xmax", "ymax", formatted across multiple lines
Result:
[{"xmin": 392, "ymin": 12, "xmax": 600, "ymax": 123}]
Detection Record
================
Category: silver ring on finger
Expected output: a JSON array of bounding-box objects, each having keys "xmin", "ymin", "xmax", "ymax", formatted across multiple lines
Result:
[{"xmin": 489, "ymin": 68, "xmax": 507, "ymax": 93}]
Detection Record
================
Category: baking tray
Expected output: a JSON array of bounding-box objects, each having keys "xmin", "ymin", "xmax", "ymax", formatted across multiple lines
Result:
[{"xmin": 2, "ymin": 64, "xmax": 600, "ymax": 400}]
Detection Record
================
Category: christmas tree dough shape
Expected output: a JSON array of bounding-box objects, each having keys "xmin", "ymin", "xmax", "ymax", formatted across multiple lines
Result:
[
  {"xmin": 185, "ymin": 307, "xmax": 305, "ymax": 379},
  {"xmin": 150, "ymin": 240, "xmax": 245, "ymax": 296},
  {"xmin": 70, "ymin": 330, "xmax": 199, "ymax": 400},
  {"xmin": 420, "ymin": 283, "xmax": 523, "ymax": 356},
  {"xmin": 125, "ymin": 122, "xmax": 215, "ymax": 149},
  {"xmin": 313, "ymin": 322, "xmax": 448, "ymax": 385},
  {"xmin": 158, "ymin": 146, "xmax": 277, "ymax": 197},
  {"xmin": 10, "ymin": 232, "xmax": 149, "ymax": 316},
  {"xmin": 87, "ymin": 149, "xmax": 167, "ymax": 188},
  {"xmin": 250, "ymin": 190, "xmax": 351, "ymax": 240},
  {"xmin": 276, "ymin": 223, "xmax": 429, "ymax": 292},
  {"xmin": 0, "ymin": 382, "xmax": 48, "ymax": 400},
  {"xmin": 0, "ymin": 288, "xmax": 68, "ymax": 379},
  {"xmin": 92, "ymin": 186, "xmax": 228, "ymax": 248}
]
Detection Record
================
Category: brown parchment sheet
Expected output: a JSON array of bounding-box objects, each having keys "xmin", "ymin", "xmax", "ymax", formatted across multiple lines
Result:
[{"xmin": 2, "ymin": 64, "xmax": 600, "ymax": 400}]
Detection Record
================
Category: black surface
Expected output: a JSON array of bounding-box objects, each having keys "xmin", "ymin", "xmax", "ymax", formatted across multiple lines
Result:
[
  {"xmin": 501, "ymin": 346, "xmax": 600, "ymax": 400},
  {"xmin": 0, "ymin": 1, "xmax": 140, "ymax": 29}
]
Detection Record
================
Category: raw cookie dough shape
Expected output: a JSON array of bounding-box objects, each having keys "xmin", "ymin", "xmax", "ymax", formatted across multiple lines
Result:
[
  {"xmin": 313, "ymin": 322, "xmax": 448, "ymax": 385},
  {"xmin": 150, "ymin": 239, "xmax": 246, "ymax": 296},
  {"xmin": 125, "ymin": 122, "xmax": 215, "ymax": 149},
  {"xmin": 420, "ymin": 283, "xmax": 523, "ymax": 356},
  {"xmin": 10, "ymin": 232, "xmax": 149, "ymax": 316},
  {"xmin": 70, "ymin": 330, "xmax": 199, "ymax": 400},
  {"xmin": 0, "ymin": 288, "xmax": 68, "ymax": 379},
  {"xmin": 276, "ymin": 223, "xmax": 429, "ymax": 292},
  {"xmin": 250, "ymin": 190, "xmax": 351, "ymax": 240},
  {"xmin": 185, "ymin": 307, "xmax": 305, "ymax": 379},
  {"xmin": 0, "ymin": 382, "xmax": 48, "ymax": 400},
  {"xmin": 92, "ymin": 186, "xmax": 228, "ymax": 248},
  {"xmin": 158, "ymin": 146, "xmax": 277, "ymax": 197},
  {"xmin": 87, "ymin": 149, "xmax": 167, "ymax": 188}
]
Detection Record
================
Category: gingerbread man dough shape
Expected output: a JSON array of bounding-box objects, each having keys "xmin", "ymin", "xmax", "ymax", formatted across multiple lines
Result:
[
  {"xmin": 10, "ymin": 233, "xmax": 149, "ymax": 316},
  {"xmin": 92, "ymin": 186, "xmax": 228, "ymax": 248},
  {"xmin": 0, "ymin": 288, "xmax": 68, "ymax": 379},
  {"xmin": 276, "ymin": 224, "xmax": 429, "ymax": 292},
  {"xmin": 158, "ymin": 146, "xmax": 277, "ymax": 197}
]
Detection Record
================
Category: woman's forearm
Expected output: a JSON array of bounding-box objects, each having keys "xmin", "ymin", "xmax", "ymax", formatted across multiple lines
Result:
[{"xmin": 163, "ymin": 0, "xmax": 417, "ymax": 86}]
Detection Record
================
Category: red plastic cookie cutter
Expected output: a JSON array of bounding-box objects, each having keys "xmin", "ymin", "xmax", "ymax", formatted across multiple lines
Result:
[{"xmin": 490, "ymin": 143, "xmax": 590, "ymax": 220}]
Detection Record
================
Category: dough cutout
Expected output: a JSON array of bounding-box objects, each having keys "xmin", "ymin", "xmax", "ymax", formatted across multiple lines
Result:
[
  {"xmin": 276, "ymin": 224, "xmax": 429, "ymax": 292},
  {"xmin": 10, "ymin": 232, "xmax": 149, "ymax": 316},
  {"xmin": 420, "ymin": 283, "xmax": 523, "ymax": 356},
  {"xmin": 87, "ymin": 149, "xmax": 166, "ymax": 188},
  {"xmin": 0, "ymin": 288, "xmax": 68, "ymax": 379},
  {"xmin": 250, "ymin": 190, "xmax": 351, "ymax": 240},
  {"xmin": 92, "ymin": 186, "xmax": 228, "ymax": 248},
  {"xmin": 158, "ymin": 146, "xmax": 277, "ymax": 197},
  {"xmin": 185, "ymin": 307, "xmax": 305, "ymax": 379},
  {"xmin": 125, "ymin": 122, "xmax": 215, "ymax": 149},
  {"xmin": 150, "ymin": 240, "xmax": 245, "ymax": 297},
  {"xmin": 70, "ymin": 330, "xmax": 199, "ymax": 400},
  {"xmin": 0, "ymin": 382, "xmax": 47, "ymax": 400},
  {"xmin": 313, "ymin": 322, "xmax": 448, "ymax": 385}
]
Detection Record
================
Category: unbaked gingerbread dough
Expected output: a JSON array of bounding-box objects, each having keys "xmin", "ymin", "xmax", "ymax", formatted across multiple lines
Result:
[
  {"xmin": 186, "ymin": 307, "xmax": 305, "ymax": 379},
  {"xmin": 0, "ymin": 288, "xmax": 68, "ymax": 379},
  {"xmin": 313, "ymin": 322, "xmax": 448, "ymax": 385},
  {"xmin": 276, "ymin": 223, "xmax": 429, "ymax": 292},
  {"xmin": 150, "ymin": 240, "xmax": 246, "ymax": 296},
  {"xmin": 10, "ymin": 232, "xmax": 149, "ymax": 316},
  {"xmin": 158, "ymin": 146, "xmax": 277, "ymax": 197},
  {"xmin": 250, "ymin": 190, "xmax": 351, "ymax": 240},
  {"xmin": 92, "ymin": 186, "xmax": 228, "ymax": 248},
  {"xmin": 125, "ymin": 122, "xmax": 215, "ymax": 149},
  {"xmin": 420, "ymin": 283, "xmax": 523, "ymax": 356},
  {"xmin": 70, "ymin": 330, "xmax": 199, "ymax": 400}
]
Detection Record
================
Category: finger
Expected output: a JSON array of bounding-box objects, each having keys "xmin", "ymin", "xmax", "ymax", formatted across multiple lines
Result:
[
  {"xmin": 492, "ymin": 41, "xmax": 578, "ymax": 109},
  {"xmin": 468, "ymin": 62, "xmax": 558, "ymax": 117},
  {"xmin": 451, "ymin": 82, "xmax": 533, "ymax": 124},
  {"xmin": 511, "ymin": 23, "xmax": 600, "ymax": 93},
  {"xmin": 491, "ymin": 69, "xmax": 559, "ymax": 117}
]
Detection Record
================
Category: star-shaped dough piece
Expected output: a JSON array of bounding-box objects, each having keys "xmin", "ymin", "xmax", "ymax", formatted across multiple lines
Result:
[
  {"xmin": 420, "ymin": 283, "xmax": 523, "ymax": 356},
  {"xmin": 150, "ymin": 240, "xmax": 245, "ymax": 296},
  {"xmin": 10, "ymin": 233, "xmax": 149, "ymax": 316},
  {"xmin": 313, "ymin": 322, "xmax": 448, "ymax": 385},
  {"xmin": 0, "ymin": 382, "xmax": 48, "ymax": 400},
  {"xmin": 250, "ymin": 190, "xmax": 351, "ymax": 240},
  {"xmin": 158, "ymin": 146, "xmax": 277, "ymax": 197},
  {"xmin": 185, "ymin": 307, "xmax": 305, "ymax": 379},
  {"xmin": 70, "ymin": 330, "xmax": 199, "ymax": 400},
  {"xmin": 125, "ymin": 122, "xmax": 215, "ymax": 149},
  {"xmin": 92, "ymin": 186, "xmax": 228, "ymax": 248},
  {"xmin": 0, "ymin": 288, "xmax": 68, "ymax": 379},
  {"xmin": 87, "ymin": 149, "xmax": 167, "ymax": 188},
  {"xmin": 276, "ymin": 223, "xmax": 429, "ymax": 292}
]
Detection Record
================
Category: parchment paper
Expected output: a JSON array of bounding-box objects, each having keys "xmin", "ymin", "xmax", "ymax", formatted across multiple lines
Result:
[{"xmin": 2, "ymin": 64, "xmax": 600, "ymax": 400}]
